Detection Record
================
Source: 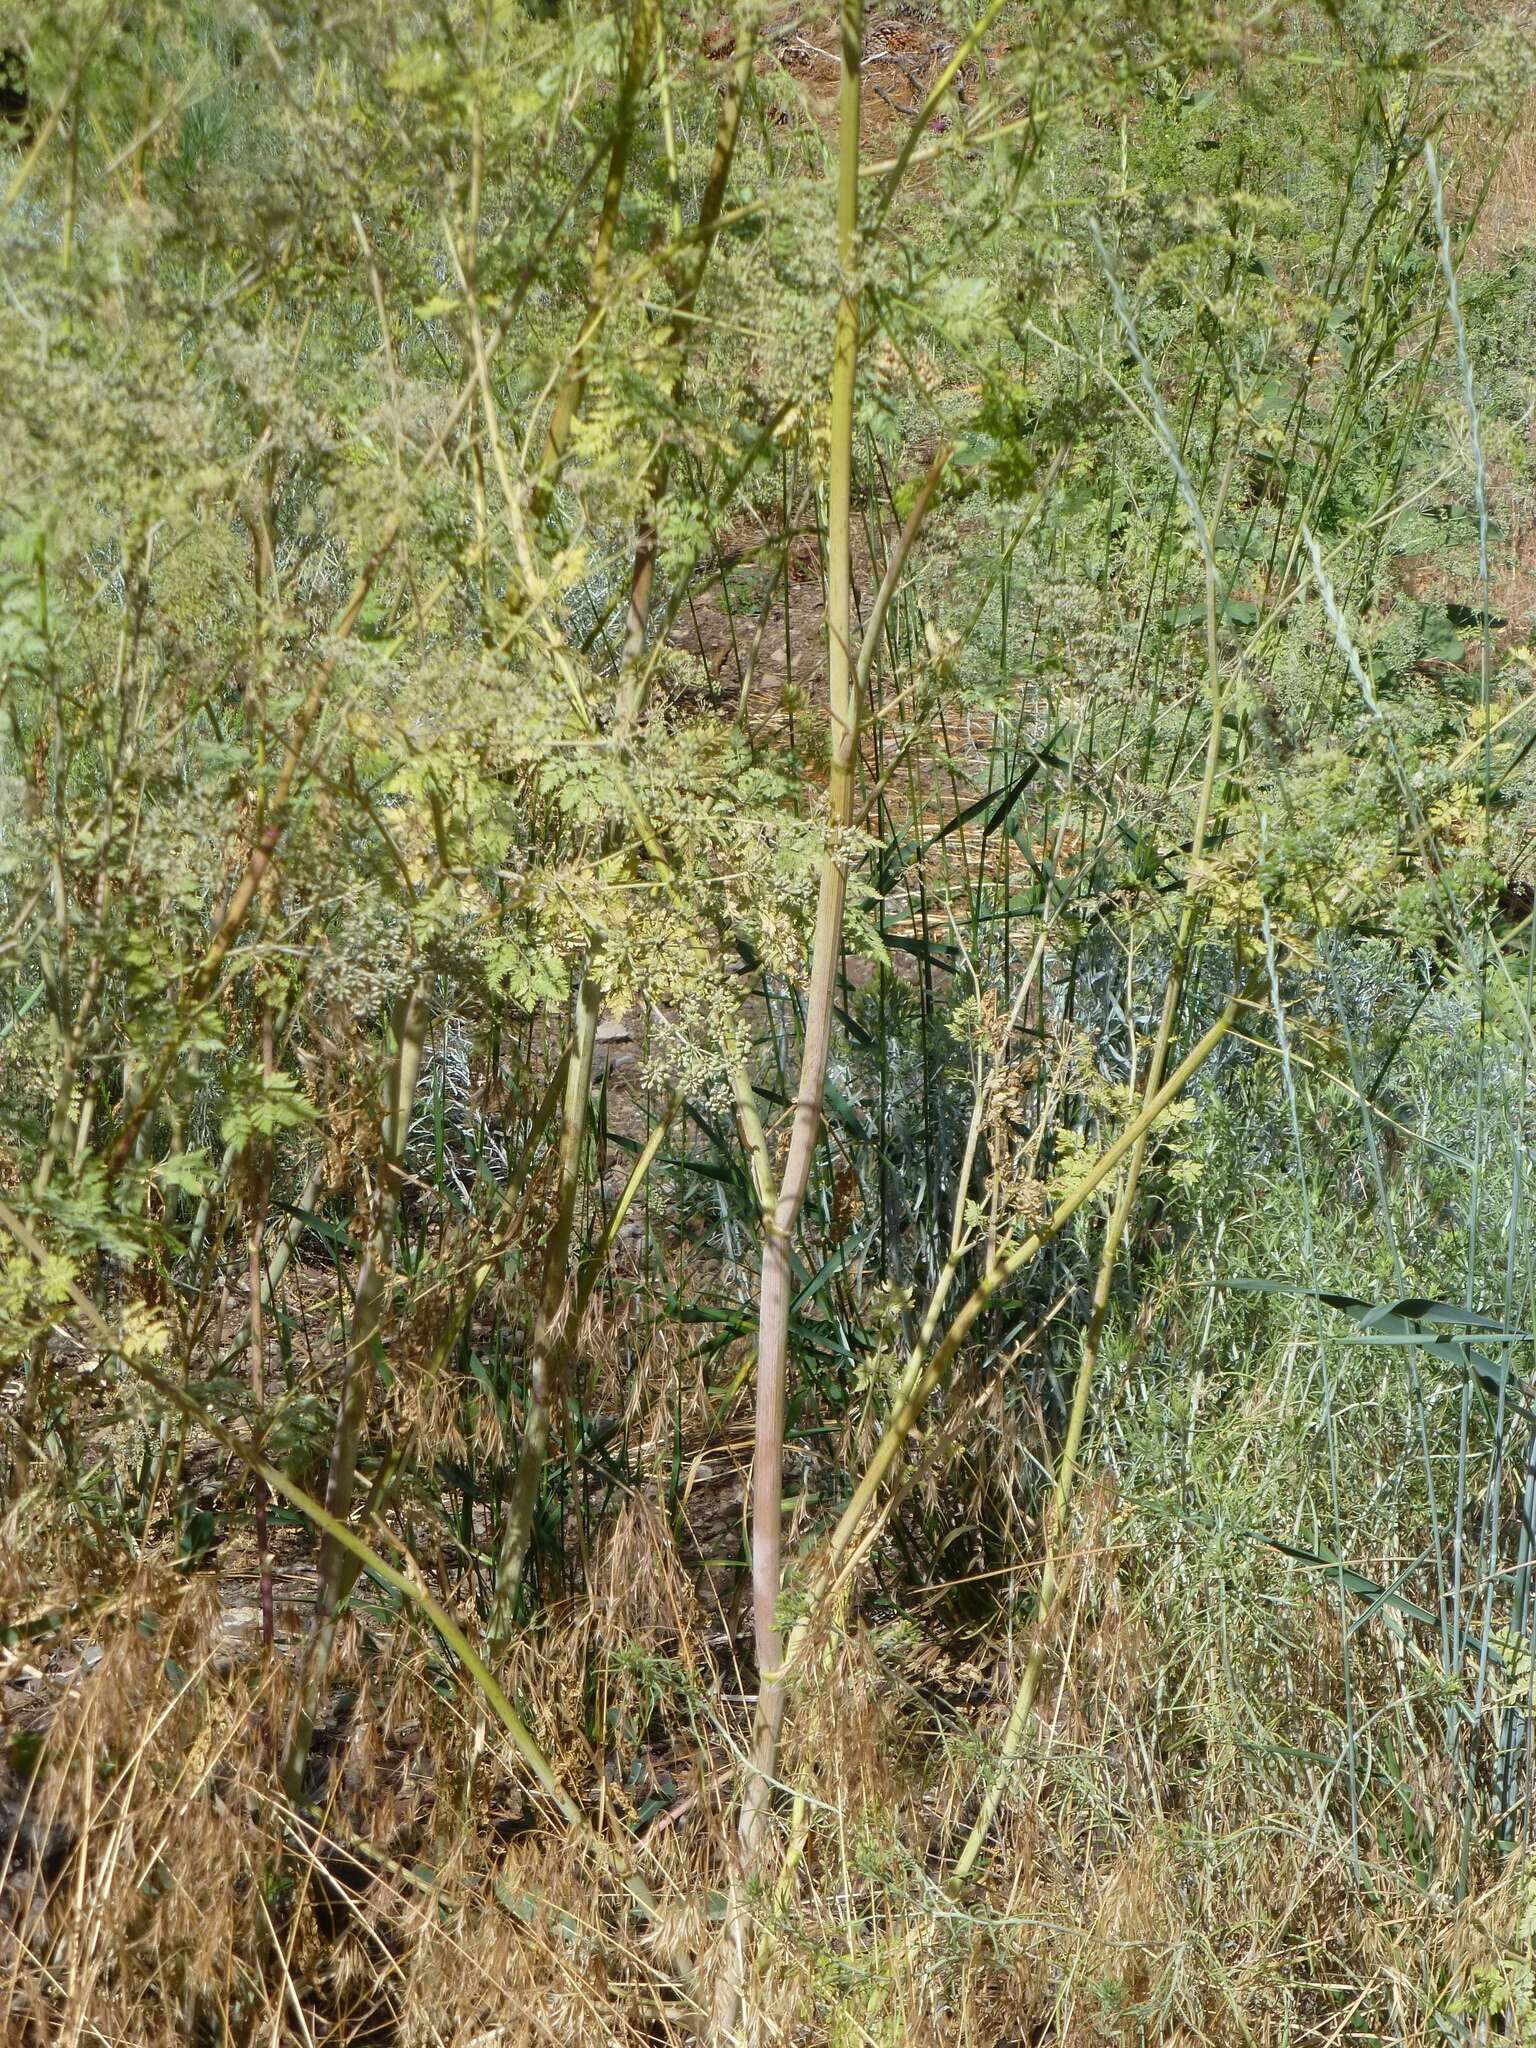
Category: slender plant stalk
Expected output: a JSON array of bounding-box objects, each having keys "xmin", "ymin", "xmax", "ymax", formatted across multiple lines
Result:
[
  {"xmin": 248, "ymin": 1003, "xmax": 276, "ymax": 1651},
  {"xmin": 620, "ymin": 8, "xmax": 762, "ymax": 720},
  {"xmin": 486, "ymin": 16, "xmax": 758, "ymax": 1640},
  {"xmin": 716, "ymin": 955, "xmax": 1240, "ymax": 2016},
  {"xmin": 768, "ymin": 1012, "xmax": 1003, "ymax": 1937},
  {"xmin": 724, "ymin": 990, "xmax": 1243, "ymax": 2034},
  {"xmin": 735, "ymin": 0, "xmax": 864, "ymax": 1891},
  {"xmin": 573, "ymin": 1088, "xmax": 684, "ymax": 1326},
  {"xmin": 281, "ymin": 980, "xmax": 430, "ymax": 1800},
  {"xmin": 786, "ymin": 990, "xmax": 1242, "ymax": 1681},
  {"xmin": 725, "ymin": 442, "xmax": 952, "ymax": 1877},
  {"xmin": 527, "ymin": 0, "xmax": 655, "ymax": 524},
  {"xmin": 488, "ymin": 974, "xmax": 601, "ymax": 1643}
]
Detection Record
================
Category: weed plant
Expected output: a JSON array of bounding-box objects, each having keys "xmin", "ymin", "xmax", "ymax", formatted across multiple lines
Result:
[{"xmin": 3, "ymin": 2, "xmax": 1536, "ymax": 2042}]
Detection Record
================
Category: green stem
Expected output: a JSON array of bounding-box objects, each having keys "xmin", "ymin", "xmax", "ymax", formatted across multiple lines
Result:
[
  {"xmin": 528, "ymin": 0, "xmax": 655, "ymax": 524},
  {"xmin": 280, "ymin": 980, "xmax": 429, "ymax": 1801},
  {"xmin": 488, "ymin": 975, "xmax": 601, "ymax": 1643}
]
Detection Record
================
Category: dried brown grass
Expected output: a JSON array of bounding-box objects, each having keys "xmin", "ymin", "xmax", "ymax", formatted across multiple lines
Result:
[
  {"xmin": 3, "ymin": 1485, "xmax": 1523, "ymax": 2046},
  {"xmin": 1464, "ymin": 83, "xmax": 1536, "ymax": 272}
]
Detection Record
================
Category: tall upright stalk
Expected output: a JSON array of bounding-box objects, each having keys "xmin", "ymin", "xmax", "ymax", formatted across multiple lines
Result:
[
  {"xmin": 714, "ymin": 9, "xmax": 864, "ymax": 2020},
  {"xmin": 737, "ymin": 0, "xmax": 863, "ymax": 1878}
]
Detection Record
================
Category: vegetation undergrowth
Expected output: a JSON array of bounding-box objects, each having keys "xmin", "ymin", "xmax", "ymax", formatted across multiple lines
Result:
[{"xmin": 3, "ymin": 0, "xmax": 1536, "ymax": 2041}]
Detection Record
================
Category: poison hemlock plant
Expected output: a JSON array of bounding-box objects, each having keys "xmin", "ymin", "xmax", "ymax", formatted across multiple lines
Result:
[{"xmin": 2, "ymin": 2, "xmax": 1535, "ymax": 2042}]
